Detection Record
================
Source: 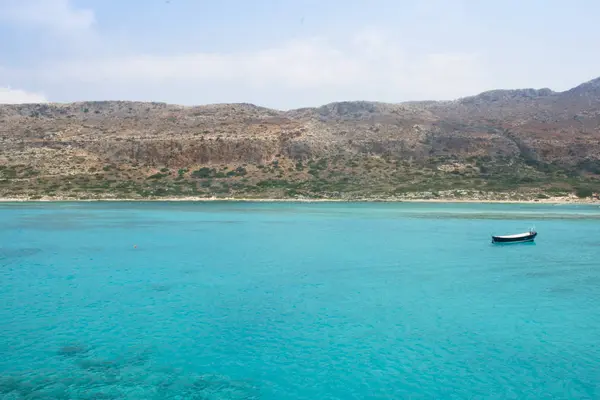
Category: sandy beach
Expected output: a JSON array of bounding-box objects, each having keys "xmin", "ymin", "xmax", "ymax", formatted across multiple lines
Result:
[{"xmin": 0, "ymin": 195, "xmax": 597, "ymax": 205}]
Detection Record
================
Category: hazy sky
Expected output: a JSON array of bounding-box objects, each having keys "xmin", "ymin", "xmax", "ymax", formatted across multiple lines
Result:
[{"xmin": 0, "ymin": 0, "xmax": 598, "ymax": 108}]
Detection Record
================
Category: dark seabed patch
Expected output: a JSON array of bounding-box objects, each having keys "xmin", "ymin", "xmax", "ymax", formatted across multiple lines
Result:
[
  {"xmin": 0, "ymin": 345, "xmax": 262, "ymax": 398},
  {"xmin": 546, "ymin": 286, "xmax": 577, "ymax": 294},
  {"xmin": 407, "ymin": 212, "xmax": 600, "ymax": 221},
  {"xmin": 0, "ymin": 248, "xmax": 42, "ymax": 261},
  {"xmin": 180, "ymin": 268, "xmax": 199, "ymax": 275},
  {"xmin": 76, "ymin": 358, "xmax": 119, "ymax": 371},
  {"xmin": 150, "ymin": 283, "xmax": 172, "ymax": 292},
  {"xmin": 57, "ymin": 344, "xmax": 89, "ymax": 357},
  {"xmin": 524, "ymin": 269, "xmax": 566, "ymax": 279},
  {"xmin": 0, "ymin": 363, "xmax": 259, "ymax": 399}
]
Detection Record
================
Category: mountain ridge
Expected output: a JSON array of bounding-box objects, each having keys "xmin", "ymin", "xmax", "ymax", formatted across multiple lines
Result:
[
  {"xmin": 4, "ymin": 76, "xmax": 599, "ymax": 111},
  {"xmin": 1, "ymin": 76, "xmax": 599, "ymax": 200}
]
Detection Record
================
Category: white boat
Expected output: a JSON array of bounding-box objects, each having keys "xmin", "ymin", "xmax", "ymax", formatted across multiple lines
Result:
[{"xmin": 492, "ymin": 229, "xmax": 537, "ymax": 244}]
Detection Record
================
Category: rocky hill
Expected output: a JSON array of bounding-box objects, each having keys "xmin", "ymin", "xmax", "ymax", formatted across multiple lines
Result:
[{"xmin": 1, "ymin": 77, "xmax": 600, "ymax": 200}]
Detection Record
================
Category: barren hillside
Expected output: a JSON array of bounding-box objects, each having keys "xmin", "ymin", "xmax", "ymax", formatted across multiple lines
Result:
[{"xmin": 1, "ymin": 77, "xmax": 600, "ymax": 200}]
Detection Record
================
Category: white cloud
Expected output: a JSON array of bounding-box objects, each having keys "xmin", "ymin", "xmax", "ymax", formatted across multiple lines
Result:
[
  {"xmin": 0, "ymin": 87, "xmax": 48, "ymax": 104},
  {"xmin": 0, "ymin": 0, "xmax": 94, "ymax": 32},
  {"xmin": 40, "ymin": 37, "xmax": 361, "ymax": 87},
  {"xmin": 1, "ymin": 1, "xmax": 598, "ymax": 109},
  {"xmin": 0, "ymin": 1, "xmax": 494, "ymax": 108},
  {"xmin": 25, "ymin": 28, "xmax": 490, "ymax": 108}
]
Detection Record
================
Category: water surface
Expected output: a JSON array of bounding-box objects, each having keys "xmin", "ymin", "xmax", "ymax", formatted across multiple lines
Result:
[{"xmin": 1, "ymin": 201, "xmax": 600, "ymax": 399}]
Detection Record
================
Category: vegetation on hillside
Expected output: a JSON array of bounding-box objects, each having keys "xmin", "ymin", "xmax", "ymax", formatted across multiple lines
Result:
[{"xmin": 1, "ymin": 154, "xmax": 598, "ymax": 200}]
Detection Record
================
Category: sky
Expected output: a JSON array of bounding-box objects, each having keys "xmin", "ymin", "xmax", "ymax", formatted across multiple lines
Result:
[{"xmin": 0, "ymin": 0, "xmax": 599, "ymax": 109}]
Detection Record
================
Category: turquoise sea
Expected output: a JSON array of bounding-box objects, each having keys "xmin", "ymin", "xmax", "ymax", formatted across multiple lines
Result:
[{"xmin": 1, "ymin": 201, "xmax": 600, "ymax": 399}]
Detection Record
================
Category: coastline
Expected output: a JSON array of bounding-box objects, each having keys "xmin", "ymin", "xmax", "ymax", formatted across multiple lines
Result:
[{"xmin": 0, "ymin": 195, "xmax": 597, "ymax": 205}]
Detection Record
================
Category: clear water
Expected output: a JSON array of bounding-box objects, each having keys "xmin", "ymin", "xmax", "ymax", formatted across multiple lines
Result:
[{"xmin": 1, "ymin": 201, "xmax": 600, "ymax": 399}]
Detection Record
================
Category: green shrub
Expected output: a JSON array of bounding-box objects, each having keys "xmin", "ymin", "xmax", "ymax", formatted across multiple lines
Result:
[
  {"xmin": 575, "ymin": 186, "xmax": 594, "ymax": 198},
  {"xmin": 147, "ymin": 173, "xmax": 167, "ymax": 180},
  {"xmin": 192, "ymin": 167, "xmax": 214, "ymax": 178},
  {"xmin": 177, "ymin": 168, "xmax": 188, "ymax": 178}
]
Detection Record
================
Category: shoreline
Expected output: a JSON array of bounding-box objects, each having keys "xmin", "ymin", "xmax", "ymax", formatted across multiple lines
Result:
[{"xmin": 0, "ymin": 196, "xmax": 597, "ymax": 205}]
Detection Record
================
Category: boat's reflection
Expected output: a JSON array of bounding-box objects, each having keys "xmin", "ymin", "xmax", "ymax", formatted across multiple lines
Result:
[{"xmin": 491, "ymin": 241, "xmax": 537, "ymax": 247}]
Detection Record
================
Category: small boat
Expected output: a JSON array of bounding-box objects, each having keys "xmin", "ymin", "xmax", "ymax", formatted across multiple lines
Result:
[{"xmin": 492, "ymin": 229, "xmax": 537, "ymax": 244}]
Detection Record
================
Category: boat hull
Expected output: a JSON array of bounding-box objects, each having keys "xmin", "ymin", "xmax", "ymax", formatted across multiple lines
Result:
[{"xmin": 492, "ymin": 232, "xmax": 537, "ymax": 244}]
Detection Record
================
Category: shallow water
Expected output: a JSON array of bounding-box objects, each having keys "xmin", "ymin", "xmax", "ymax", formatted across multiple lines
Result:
[{"xmin": 1, "ymin": 201, "xmax": 600, "ymax": 399}]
